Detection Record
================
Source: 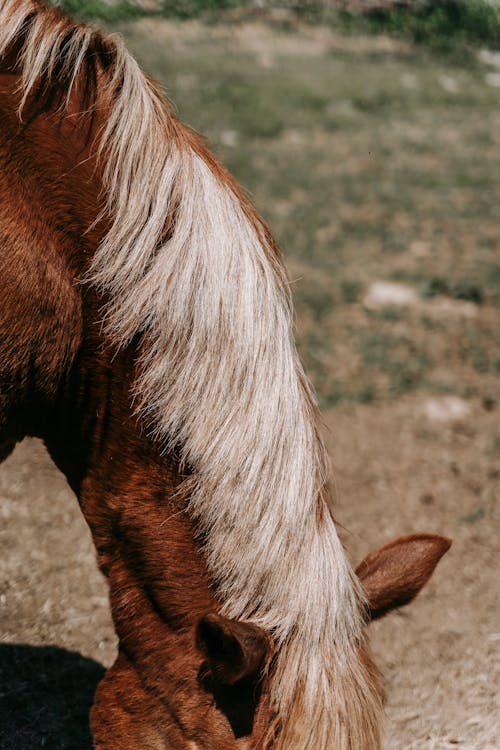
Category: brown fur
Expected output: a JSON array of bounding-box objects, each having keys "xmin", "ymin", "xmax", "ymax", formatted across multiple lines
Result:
[
  {"xmin": 0, "ymin": 3, "xmax": 451, "ymax": 748},
  {"xmin": 0, "ymin": 69, "xmax": 271, "ymax": 748}
]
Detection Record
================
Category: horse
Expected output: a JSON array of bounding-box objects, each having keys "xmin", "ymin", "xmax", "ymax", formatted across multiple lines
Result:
[{"xmin": 0, "ymin": 1, "xmax": 451, "ymax": 748}]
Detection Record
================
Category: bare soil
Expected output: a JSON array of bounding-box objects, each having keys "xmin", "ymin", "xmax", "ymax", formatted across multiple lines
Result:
[{"xmin": 1, "ymin": 400, "xmax": 498, "ymax": 748}]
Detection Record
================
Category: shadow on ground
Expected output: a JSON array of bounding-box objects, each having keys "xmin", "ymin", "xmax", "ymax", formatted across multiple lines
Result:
[{"xmin": 0, "ymin": 644, "xmax": 104, "ymax": 750}]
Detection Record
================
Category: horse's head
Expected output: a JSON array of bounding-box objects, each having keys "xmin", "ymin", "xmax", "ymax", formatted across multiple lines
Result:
[{"xmin": 185, "ymin": 533, "xmax": 451, "ymax": 748}]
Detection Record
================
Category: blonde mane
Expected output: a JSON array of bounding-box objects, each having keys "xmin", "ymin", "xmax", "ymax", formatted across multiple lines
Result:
[{"xmin": 0, "ymin": 1, "xmax": 382, "ymax": 746}]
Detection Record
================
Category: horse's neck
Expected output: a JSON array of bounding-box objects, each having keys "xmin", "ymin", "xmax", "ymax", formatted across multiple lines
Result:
[
  {"xmin": 41, "ymin": 311, "xmax": 222, "ymax": 726},
  {"xmin": 35, "ymin": 245, "xmax": 217, "ymax": 640}
]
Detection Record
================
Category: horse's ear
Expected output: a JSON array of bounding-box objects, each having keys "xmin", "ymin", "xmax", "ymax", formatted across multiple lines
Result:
[
  {"xmin": 196, "ymin": 613, "xmax": 270, "ymax": 685},
  {"xmin": 356, "ymin": 534, "xmax": 451, "ymax": 621}
]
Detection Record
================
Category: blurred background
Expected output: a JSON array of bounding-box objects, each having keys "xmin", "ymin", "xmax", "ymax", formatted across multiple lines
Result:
[{"xmin": 1, "ymin": 2, "xmax": 499, "ymax": 749}]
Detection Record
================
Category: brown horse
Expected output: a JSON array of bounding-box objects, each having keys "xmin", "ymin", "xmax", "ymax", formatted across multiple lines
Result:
[{"xmin": 0, "ymin": 2, "xmax": 451, "ymax": 748}]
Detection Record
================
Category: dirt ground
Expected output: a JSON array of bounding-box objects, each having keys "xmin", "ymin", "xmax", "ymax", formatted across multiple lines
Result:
[{"xmin": 1, "ymin": 398, "xmax": 498, "ymax": 748}]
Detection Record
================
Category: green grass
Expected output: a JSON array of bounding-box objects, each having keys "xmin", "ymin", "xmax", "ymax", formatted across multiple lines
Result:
[
  {"xmin": 420, "ymin": 277, "xmax": 484, "ymax": 303},
  {"xmin": 138, "ymin": 19, "xmax": 499, "ymax": 405},
  {"xmin": 462, "ymin": 505, "xmax": 487, "ymax": 523},
  {"xmin": 57, "ymin": 0, "xmax": 242, "ymax": 21},
  {"xmin": 490, "ymin": 435, "xmax": 500, "ymax": 455},
  {"xmin": 332, "ymin": 0, "xmax": 500, "ymax": 53},
  {"xmin": 59, "ymin": 11, "xmax": 500, "ymax": 407},
  {"xmin": 358, "ymin": 330, "xmax": 432, "ymax": 393},
  {"xmin": 57, "ymin": 1, "xmax": 500, "ymax": 54},
  {"xmin": 56, "ymin": 0, "xmax": 143, "ymax": 21}
]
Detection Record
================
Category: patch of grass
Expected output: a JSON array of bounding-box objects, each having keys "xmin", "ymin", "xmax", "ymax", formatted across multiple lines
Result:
[
  {"xmin": 357, "ymin": 383, "xmax": 376, "ymax": 404},
  {"xmin": 319, "ymin": 381, "xmax": 377, "ymax": 409},
  {"xmin": 490, "ymin": 435, "xmax": 500, "ymax": 456},
  {"xmin": 57, "ymin": 0, "xmax": 143, "ymax": 21},
  {"xmin": 420, "ymin": 315, "xmax": 446, "ymax": 332},
  {"xmin": 300, "ymin": 329, "xmax": 330, "ymax": 384},
  {"xmin": 359, "ymin": 330, "xmax": 431, "ymax": 395},
  {"xmin": 416, "ymin": 428, "xmax": 439, "ymax": 441},
  {"xmin": 158, "ymin": 0, "xmax": 242, "ymax": 20},
  {"xmin": 367, "ymin": 307, "xmax": 403, "ymax": 322},
  {"xmin": 420, "ymin": 277, "xmax": 451, "ymax": 298},
  {"xmin": 316, "ymin": 0, "xmax": 500, "ymax": 54},
  {"xmin": 319, "ymin": 381, "xmax": 345, "ymax": 409},
  {"xmin": 57, "ymin": 0, "xmax": 242, "ymax": 21},
  {"xmin": 421, "ymin": 277, "xmax": 484, "ymax": 304},
  {"xmin": 294, "ymin": 285, "xmax": 335, "ymax": 321},
  {"xmin": 56, "ymin": 1, "xmax": 500, "ymax": 55},
  {"xmin": 459, "ymin": 324, "xmax": 500, "ymax": 374},
  {"xmin": 479, "ymin": 261, "xmax": 500, "ymax": 304},
  {"xmin": 341, "ymin": 279, "xmax": 362, "ymax": 305},
  {"xmin": 76, "ymin": 16, "xmax": 499, "ymax": 407},
  {"xmin": 425, "ymin": 380, "xmax": 456, "ymax": 394},
  {"xmin": 399, "ymin": 1, "xmax": 496, "ymax": 49}
]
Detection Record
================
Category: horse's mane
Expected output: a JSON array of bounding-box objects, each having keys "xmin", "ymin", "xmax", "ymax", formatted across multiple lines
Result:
[{"xmin": 0, "ymin": 1, "xmax": 382, "ymax": 746}]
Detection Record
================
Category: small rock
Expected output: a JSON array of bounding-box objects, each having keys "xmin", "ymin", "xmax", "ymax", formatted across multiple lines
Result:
[
  {"xmin": 282, "ymin": 128, "xmax": 304, "ymax": 146},
  {"xmin": 478, "ymin": 49, "xmax": 500, "ymax": 69},
  {"xmin": 423, "ymin": 396, "xmax": 472, "ymax": 423},
  {"xmin": 219, "ymin": 130, "xmax": 239, "ymax": 147},
  {"xmin": 364, "ymin": 281, "xmax": 418, "ymax": 309},
  {"xmin": 438, "ymin": 75, "xmax": 459, "ymax": 94},
  {"xmin": 485, "ymin": 72, "xmax": 500, "ymax": 88}
]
